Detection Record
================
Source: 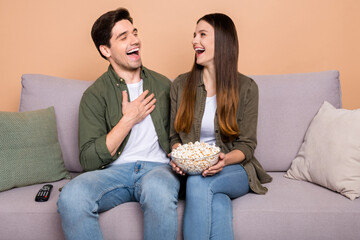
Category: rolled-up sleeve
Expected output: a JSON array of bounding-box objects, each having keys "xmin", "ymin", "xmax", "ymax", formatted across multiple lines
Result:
[
  {"xmin": 231, "ymin": 79, "xmax": 259, "ymax": 164},
  {"xmin": 169, "ymin": 77, "xmax": 183, "ymax": 148},
  {"xmin": 78, "ymin": 91, "xmax": 113, "ymax": 171}
]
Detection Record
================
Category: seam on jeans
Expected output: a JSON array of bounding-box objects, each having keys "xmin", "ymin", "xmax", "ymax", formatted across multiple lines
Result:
[
  {"xmin": 204, "ymin": 165, "xmax": 248, "ymax": 238},
  {"xmin": 91, "ymin": 183, "xmax": 129, "ymax": 213},
  {"xmin": 208, "ymin": 165, "xmax": 248, "ymax": 197},
  {"xmin": 134, "ymin": 163, "xmax": 171, "ymax": 202},
  {"xmin": 206, "ymin": 181, "xmax": 212, "ymax": 239}
]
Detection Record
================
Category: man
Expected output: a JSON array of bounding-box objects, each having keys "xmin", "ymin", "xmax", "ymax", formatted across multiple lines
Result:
[{"xmin": 57, "ymin": 8, "xmax": 179, "ymax": 240}]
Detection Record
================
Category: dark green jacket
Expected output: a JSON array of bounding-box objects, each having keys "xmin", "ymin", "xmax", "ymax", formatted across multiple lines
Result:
[
  {"xmin": 170, "ymin": 72, "xmax": 272, "ymax": 194},
  {"xmin": 79, "ymin": 65, "xmax": 171, "ymax": 171}
]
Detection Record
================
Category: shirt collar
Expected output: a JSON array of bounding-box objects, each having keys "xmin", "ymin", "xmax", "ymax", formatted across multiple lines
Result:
[
  {"xmin": 198, "ymin": 70, "xmax": 205, "ymax": 87},
  {"xmin": 108, "ymin": 64, "xmax": 148, "ymax": 85}
]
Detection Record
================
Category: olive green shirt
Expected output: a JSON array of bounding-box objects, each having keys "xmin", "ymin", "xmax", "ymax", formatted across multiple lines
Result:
[
  {"xmin": 170, "ymin": 72, "xmax": 272, "ymax": 194},
  {"xmin": 79, "ymin": 65, "xmax": 171, "ymax": 171}
]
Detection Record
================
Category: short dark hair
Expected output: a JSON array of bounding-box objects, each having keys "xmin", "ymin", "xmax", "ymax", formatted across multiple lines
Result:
[{"xmin": 91, "ymin": 8, "xmax": 133, "ymax": 59}]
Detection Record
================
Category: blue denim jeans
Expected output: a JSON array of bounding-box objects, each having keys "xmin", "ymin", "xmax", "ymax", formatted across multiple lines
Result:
[
  {"xmin": 57, "ymin": 161, "xmax": 180, "ymax": 240},
  {"xmin": 183, "ymin": 164, "xmax": 249, "ymax": 240}
]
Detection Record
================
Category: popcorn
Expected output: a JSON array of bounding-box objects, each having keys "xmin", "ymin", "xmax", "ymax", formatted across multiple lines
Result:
[{"xmin": 171, "ymin": 141, "xmax": 220, "ymax": 175}]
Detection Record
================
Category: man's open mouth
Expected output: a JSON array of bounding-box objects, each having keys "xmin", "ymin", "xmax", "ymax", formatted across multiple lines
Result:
[{"xmin": 126, "ymin": 48, "xmax": 140, "ymax": 56}]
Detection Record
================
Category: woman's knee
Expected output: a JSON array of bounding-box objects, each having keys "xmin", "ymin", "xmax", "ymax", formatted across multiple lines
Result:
[
  {"xmin": 186, "ymin": 175, "xmax": 210, "ymax": 197},
  {"xmin": 212, "ymin": 194, "xmax": 233, "ymax": 220}
]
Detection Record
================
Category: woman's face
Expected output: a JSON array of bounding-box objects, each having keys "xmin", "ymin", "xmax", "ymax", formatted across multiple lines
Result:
[{"xmin": 192, "ymin": 20, "xmax": 215, "ymax": 68}]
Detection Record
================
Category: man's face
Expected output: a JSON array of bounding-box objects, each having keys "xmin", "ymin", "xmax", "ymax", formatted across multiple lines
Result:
[{"xmin": 101, "ymin": 20, "xmax": 142, "ymax": 72}]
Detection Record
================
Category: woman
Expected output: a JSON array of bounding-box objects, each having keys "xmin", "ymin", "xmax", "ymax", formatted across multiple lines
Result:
[{"xmin": 170, "ymin": 13, "xmax": 272, "ymax": 240}]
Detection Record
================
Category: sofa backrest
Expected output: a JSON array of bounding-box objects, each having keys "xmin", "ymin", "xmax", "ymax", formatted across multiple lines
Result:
[
  {"xmin": 20, "ymin": 74, "xmax": 93, "ymax": 172},
  {"xmin": 250, "ymin": 70, "xmax": 341, "ymax": 171},
  {"xmin": 19, "ymin": 70, "xmax": 341, "ymax": 173}
]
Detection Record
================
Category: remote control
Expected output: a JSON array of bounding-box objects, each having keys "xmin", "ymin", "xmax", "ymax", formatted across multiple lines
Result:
[{"xmin": 35, "ymin": 184, "xmax": 53, "ymax": 202}]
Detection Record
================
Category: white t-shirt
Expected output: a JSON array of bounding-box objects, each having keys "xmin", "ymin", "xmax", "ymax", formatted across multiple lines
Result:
[
  {"xmin": 200, "ymin": 95, "xmax": 217, "ymax": 145},
  {"xmin": 112, "ymin": 80, "xmax": 169, "ymax": 165}
]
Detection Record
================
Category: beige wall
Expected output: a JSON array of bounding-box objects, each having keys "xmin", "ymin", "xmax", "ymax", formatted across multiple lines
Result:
[{"xmin": 1, "ymin": 0, "xmax": 359, "ymax": 112}]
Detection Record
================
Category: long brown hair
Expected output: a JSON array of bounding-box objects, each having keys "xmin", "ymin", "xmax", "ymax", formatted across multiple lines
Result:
[{"xmin": 174, "ymin": 13, "xmax": 240, "ymax": 140}]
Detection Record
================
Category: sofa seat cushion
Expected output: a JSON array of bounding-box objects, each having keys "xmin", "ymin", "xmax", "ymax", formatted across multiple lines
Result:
[
  {"xmin": 0, "ymin": 172, "xmax": 184, "ymax": 240},
  {"xmin": 1, "ymin": 172, "xmax": 359, "ymax": 240},
  {"xmin": 0, "ymin": 178, "xmax": 70, "ymax": 240},
  {"xmin": 233, "ymin": 172, "xmax": 360, "ymax": 240}
]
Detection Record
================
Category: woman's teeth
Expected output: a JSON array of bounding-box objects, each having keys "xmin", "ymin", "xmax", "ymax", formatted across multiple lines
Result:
[{"xmin": 195, "ymin": 48, "xmax": 205, "ymax": 54}]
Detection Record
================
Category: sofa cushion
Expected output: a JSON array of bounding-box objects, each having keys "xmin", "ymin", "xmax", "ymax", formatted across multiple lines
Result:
[
  {"xmin": 251, "ymin": 70, "xmax": 341, "ymax": 171},
  {"xmin": 0, "ymin": 173, "xmax": 184, "ymax": 240},
  {"xmin": 19, "ymin": 74, "xmax": 94, "ymax": 172},
  {"xmin": 0, "ymin": 179, "xmax": 70, "ymax": 240},
  {"xmin": 233, "ymin": 172, "xmax": 360, "ymax": 240},
  {"xmin": 0, "ymin": 107, "xmax": 70, "ymax": 192},
  {"xmin": 2, "ymin": 173, "xmax": 358, "ymax": 240},
  {"xmin": 284, "ymin": 101, "xmax": 360, "ymax": 200}
]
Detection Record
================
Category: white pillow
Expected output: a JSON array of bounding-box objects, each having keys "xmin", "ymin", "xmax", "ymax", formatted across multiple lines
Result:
[{"xmin": 285, "ymin": 101, "xmax": 360, "ymax": 200}]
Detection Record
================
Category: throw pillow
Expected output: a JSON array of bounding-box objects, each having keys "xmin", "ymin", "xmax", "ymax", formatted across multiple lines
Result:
[
  {"xmin": 0, "ymin": 107, "xmax": 71, "ymax": 192},
  {"xmin": 285, "ymin": 101, "xmax": 360, "ymax": 200}
]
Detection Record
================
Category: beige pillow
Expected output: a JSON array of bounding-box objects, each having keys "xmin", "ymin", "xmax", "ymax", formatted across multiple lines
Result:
[{"xmin": 285, "ymin": 101, "xmax": 360, "ymax": 200}]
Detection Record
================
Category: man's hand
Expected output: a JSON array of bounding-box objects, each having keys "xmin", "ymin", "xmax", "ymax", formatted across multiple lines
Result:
[
  {"xmin": 105, "ymin": 90, "xmax": 156, "ymax": 156},
  {"xmin": 169, "ymin": 143, "xmax": 186, "ymax": 176},
  {"xmin": 122, "ymin": 90, "xmax": 156, "ymax": 125}
]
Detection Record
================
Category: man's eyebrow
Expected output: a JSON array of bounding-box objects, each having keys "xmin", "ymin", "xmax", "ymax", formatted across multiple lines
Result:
[
  {"xmin": 115, "ymin": 31, "xmax": 128, "ymax": 40},
  {"xmin": 115, "ymin": 28, "xmax": 138, "ymax": 40}
]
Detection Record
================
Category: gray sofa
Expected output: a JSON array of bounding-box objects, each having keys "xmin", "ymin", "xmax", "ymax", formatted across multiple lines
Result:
[{"xmin": 0, "ymin": 70, "xmax": 359, "ymax": 240}]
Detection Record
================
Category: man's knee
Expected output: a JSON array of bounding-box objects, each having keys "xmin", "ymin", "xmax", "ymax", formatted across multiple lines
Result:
[
  {"xmin": 57, "ymin": 177, "xmax": 94, "ymax": 215},
  {"xmin": 140, "ymin": 166, "xmax": 179, "ymax": 208}
]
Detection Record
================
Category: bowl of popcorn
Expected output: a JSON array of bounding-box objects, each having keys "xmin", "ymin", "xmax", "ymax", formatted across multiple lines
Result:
[{"xmin": 171, "ymin": 141, "xmax": 221, "ymax": 175}]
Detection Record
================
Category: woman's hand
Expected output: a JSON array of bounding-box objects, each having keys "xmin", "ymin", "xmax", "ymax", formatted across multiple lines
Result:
[
  {"xmin": 202, "ymin": 149, "xmax": 245, "ymax": 177},
  {"xmin": 202, "ymin": 152, "xmax": 226, "ymax": 177},
  {"xmin": 170, "ymin": 160, "xmax": 186, "ymax": 176}
]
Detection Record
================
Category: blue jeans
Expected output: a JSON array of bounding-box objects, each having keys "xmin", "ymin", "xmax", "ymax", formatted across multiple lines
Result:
[
  {"xmin": 183, "ymin": 164, "xmax": 249, "ymax": 240},
  {"xmin": 57, "ymin": 161, "xmax": 180, "ymax": 240}
]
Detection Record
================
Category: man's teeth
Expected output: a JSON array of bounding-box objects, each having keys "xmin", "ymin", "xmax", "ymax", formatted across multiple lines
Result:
[{"xmin": 127, "ymin": 48, "xmax": 139, "ymax": 54}]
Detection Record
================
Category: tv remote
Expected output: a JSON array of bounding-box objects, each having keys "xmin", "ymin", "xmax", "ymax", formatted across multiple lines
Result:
[{"xmin": 35, "ymin": 184, "xmax": 53, "ymax": 202}]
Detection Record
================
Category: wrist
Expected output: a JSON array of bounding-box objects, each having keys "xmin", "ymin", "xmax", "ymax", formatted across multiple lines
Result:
[
  {"xmin": 172, "ymin": 143, "xmax": 181, "ymax": 150},
  {"xmin": 220, "ymin": 152, "xmax": 228, "ymax": 166},
  {"xmin": 119, "ymin": 115, "xmax": 135, "ymax": 130}
]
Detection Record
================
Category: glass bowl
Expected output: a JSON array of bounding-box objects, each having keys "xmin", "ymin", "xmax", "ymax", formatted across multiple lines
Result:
[{"xmin": 171, "ymin": 152, "xmax": 220, "ymax": 175}]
